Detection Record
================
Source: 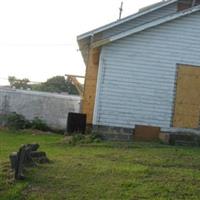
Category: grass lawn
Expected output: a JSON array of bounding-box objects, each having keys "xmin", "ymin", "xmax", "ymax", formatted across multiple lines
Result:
[{"xmin": 1, "ymin": 130, "xmax": 200, "ymax": 200}]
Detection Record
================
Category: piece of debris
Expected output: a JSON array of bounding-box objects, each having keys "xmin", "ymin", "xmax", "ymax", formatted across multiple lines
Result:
[
  {"xmin": 67, "ymin": 112, "xmax": 86, "ymax": 135},
  {"xmin": 9, "ymin": 143, "xmax": 50, "ymax": 180}
]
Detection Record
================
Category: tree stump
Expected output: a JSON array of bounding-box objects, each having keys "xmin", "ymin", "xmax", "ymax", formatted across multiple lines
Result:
[{"xmin": 9, "ymin": 143, "xmax": 50, "ymax": 180}]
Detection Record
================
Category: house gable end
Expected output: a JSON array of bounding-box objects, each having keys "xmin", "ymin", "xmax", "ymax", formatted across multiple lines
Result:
[
  {"xmin": 94, "ymin": 10, "xmax": 200, "ymax": 129},
  {"xmin": 92, "ymin": 5, "xmax": 200, "ymax": 48}
]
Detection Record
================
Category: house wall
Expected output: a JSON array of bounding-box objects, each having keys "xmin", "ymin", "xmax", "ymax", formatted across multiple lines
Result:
[
  {"xmin": 93, "ymin": 11, "xmax": 200, "ymax": 129},
  {"xmin": 82, "ymin": 2, "xmax": 177, "ymax": 124}
]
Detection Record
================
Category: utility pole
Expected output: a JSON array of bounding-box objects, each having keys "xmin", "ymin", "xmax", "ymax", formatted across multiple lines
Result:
[{"xmin": 119, "ymin": 1, "xmax": 123, "ymax": 20}]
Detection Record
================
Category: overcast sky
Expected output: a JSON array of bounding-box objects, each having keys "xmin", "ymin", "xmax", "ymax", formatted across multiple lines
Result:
[{"xmin": 0, "ymin": 0, "xmax": 160, "ymax": 85}]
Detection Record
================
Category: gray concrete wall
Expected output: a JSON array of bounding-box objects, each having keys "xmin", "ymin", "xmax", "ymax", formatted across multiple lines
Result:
[{"xmin": 0, "ymin": 88, "xmax": 81, "ymax": 130}]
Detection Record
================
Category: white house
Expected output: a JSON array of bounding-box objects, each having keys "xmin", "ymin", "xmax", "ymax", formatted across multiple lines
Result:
[{"xmin": 78, "ymin": 0, "xmax": 200, "ymax": 140}]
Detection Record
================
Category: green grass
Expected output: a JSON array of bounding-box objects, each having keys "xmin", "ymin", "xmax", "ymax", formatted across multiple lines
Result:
[{"xmin": 1, "ymin": 130, "xmax": 200, "ymax": 199}]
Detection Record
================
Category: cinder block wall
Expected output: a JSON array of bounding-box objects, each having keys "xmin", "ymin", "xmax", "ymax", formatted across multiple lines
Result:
[{"xmin": 0, "ymin": 88, "xmax": 81, "ymax": 130}]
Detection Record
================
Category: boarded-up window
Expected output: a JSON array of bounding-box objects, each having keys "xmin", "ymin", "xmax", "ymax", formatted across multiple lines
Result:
[{"xmin": 173, "ymin": 65, "xmax": 200, "ymax": 128}]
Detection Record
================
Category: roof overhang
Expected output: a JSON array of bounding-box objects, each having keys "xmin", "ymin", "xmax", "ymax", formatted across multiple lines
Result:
[
  {"xmin": 91, "ymin": 5, "xmax": 200, "ymax": 48},
  {"xmin": 77, "ymin": 0, "xmax": 178, "ymax": 41}
]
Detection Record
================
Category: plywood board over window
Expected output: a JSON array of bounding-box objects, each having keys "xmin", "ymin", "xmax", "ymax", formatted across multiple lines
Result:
[{"xmin": 173, "ymin": 64, "xmax": 200, "ymax": 128}]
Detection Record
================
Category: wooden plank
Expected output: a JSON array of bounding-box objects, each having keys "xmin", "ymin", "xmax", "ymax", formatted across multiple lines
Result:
[
  {"xmin": 82, "ymin": 48, "xmax": 100, "ymax": 124},
  {"xmin": 174, "ymin": 103, "xmax": 200, "ymax": 116},
  {"xmin": 173, "ymin": 65, "xmax": 200, "ymax": 128},
  {"xmin": 178, "ymin": 65, "xmax": 200, "ymax": 74},
  {"xmin": 173, "ymin": 114, "xmax": 199, "ymax": 128},
  {"xmin": 134, "ymin": 125, "xmax": 160, "ymax": 141}
]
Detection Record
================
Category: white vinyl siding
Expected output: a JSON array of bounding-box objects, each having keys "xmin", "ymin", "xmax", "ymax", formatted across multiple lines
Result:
[{"xmin": 94, "ymin": 11, "xmax": 200, "ymax": 129}]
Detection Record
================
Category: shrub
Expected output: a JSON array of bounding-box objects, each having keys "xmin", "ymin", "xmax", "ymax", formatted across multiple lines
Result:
[
  {"xmin": 68, "ymin": 133, "xmax": 102, "ymax": 145},
  {"xmin": 1, "ymin": 113, "xmax": 49, "ymax": 131},
  {"xmin": 89, "ymin": 132, "xmax": 103, "ymax": 142},
  {"xmin": 68, "ymin": 134, "xmax": 85, "ymax": 145},
  {"xmin": 31, "ymin": 117, "xmax": 49, "ymax": 131},
  {"xmin": 4, "ymin": 112, "xmax": 31, "ymax": 130}
]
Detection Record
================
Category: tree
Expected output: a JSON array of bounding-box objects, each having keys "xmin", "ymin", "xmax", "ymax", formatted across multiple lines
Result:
[
  {"xmin": 8, "ymin": 75, "xmax": 81, "ymax": 95},
  {"xmin": 8, "ymin": 76, "xmax": 30, "ymax": 89},
  {"xmin": 32, "ymin": 76, "xmax": 80, "ymax": 95},
  {"xmin": 41, "ymin": 76, "xmax": 68, "ymax": 93}
]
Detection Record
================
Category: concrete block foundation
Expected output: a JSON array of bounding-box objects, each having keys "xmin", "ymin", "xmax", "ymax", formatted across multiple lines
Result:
[
  {"xmin": 92, "ymin": 125, "xmax": 133, "ymax": 141},
  {"xmin": 92, "ymin": 125, "xmax": 200, "ymax": 146}
]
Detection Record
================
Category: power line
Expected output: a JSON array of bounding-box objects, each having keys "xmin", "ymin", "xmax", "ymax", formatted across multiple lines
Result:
[{"xmin": 0, "ymin": 43, "xmax": 75, "ymax": 47}]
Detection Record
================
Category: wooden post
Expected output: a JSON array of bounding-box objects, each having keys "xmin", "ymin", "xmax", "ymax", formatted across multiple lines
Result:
[{"xmin": 82, "ymin": 48, "xmax": 100, "ymax": 124}]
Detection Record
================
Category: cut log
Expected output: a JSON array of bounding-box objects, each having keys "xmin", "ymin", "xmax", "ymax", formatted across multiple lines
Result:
[{"xmin": 9, "ymin": 143, "xmax": 49, "ymax": 180}]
